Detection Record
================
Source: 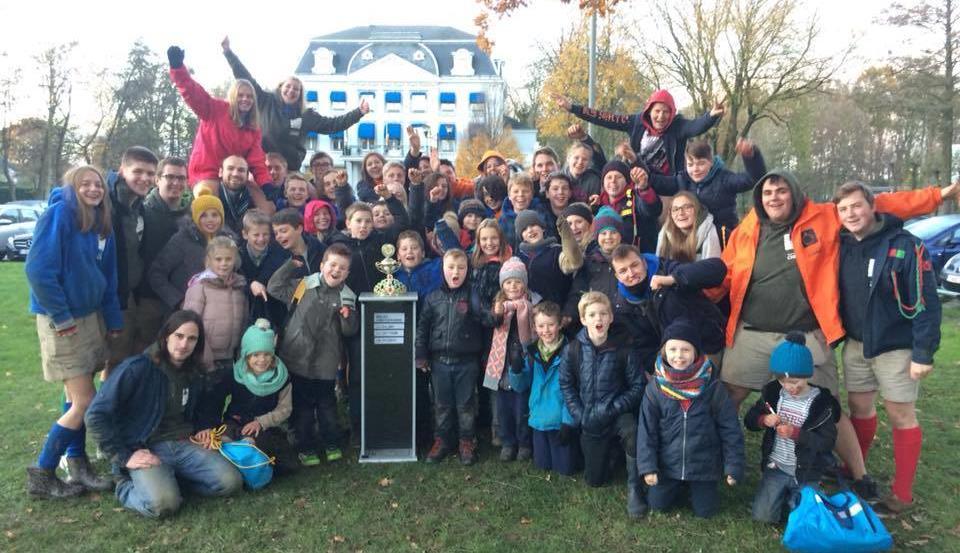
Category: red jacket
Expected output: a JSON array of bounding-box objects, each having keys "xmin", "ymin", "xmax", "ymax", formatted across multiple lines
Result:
[
  {"xmin": 708, "ymin": 186, "xmax": 943, "ymax": 346},
  {"xmin": 170, "ymin": 67, "xmax": 271, "ymax": 186}
]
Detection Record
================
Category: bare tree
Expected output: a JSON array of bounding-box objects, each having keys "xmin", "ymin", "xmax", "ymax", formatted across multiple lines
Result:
[
  {"xmin": 0, "ymin": 54, "xmax": 22, "ymax": 201},
  {"xmin": 35, "ymin": 43, "xmax": 75, "ymax": 197}
]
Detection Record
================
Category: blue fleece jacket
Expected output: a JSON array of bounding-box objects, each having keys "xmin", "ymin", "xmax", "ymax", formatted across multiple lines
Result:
[
  {"xmin": 397, "ymin": 257, "xmax": 444, "ymax": 299},
  {"xmin": 26, "ymin": 187, "xmax": 123, "ymax": 331},
  {"xmin": 510, "ymin": 339, "xmax": 575, "ymax": 431}
]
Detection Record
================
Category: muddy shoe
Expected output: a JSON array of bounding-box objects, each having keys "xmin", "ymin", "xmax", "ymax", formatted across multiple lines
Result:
[
  {"xmin": 516, "ymin": 447, "xmax": 532, "ymax": 462},
  {"xmin": 499, "ymin": 446, "xmax": 516, "ymax": 462},
  {"xmin": 65, "ymin": 456, "xmax": 113, "ymax": 491},
  {"xmin": 26, "ymin": 467, "xmax": 85, "ymax": 499},
  {"xmin": 875, "ymin": 493, "xmax": 914, "ymax": 515},
  {"xmin": 425, "ymin": 438, "xmax": 452, "ymax": 464},
  {"xmin": 458, "ymin": 439, "xmax": 477, "ymax": 466}
]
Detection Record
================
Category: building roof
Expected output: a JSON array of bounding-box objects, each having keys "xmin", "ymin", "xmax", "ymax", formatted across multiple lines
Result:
[{"xmin": 296, "ymin": 25, "xmax": 499, "ymax": 78}]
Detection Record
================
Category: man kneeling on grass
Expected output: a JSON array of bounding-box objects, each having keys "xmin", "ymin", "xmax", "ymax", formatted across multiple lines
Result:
[{"xmin": 86, "ymin": 310, "xmax": 242, "ymax": 518}]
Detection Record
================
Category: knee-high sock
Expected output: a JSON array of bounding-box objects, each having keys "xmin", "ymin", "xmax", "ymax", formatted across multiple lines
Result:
[
  {"xmin": 891, "ymin": 426, "xmax": 922, "ymax": 503},
  {"xmin": 36, "ymin": 423, "xmax": 81, "ymax": 470},
  {"xmin": 850, "ymin": 414, "xmax": 878, "ymax": 463},
  {"xmin": 61, "ymin": 401, "xmax": 86, "ymax": 458}
]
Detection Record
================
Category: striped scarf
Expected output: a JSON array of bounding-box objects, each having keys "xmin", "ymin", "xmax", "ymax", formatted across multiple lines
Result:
[{"xmin": 654, "ymin": 355, "xmax": 712, "ymax": 412}]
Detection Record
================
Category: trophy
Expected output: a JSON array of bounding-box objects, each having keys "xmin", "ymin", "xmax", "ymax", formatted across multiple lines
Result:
[{"xmin": 373, "ymin": 244, "xmax": 407, "ymax": 296}]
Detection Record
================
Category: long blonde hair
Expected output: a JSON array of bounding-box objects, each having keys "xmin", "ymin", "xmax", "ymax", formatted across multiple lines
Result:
[
  {"xmin": 63, "ymin": 165, "xmax": 112, "ymax": 238},
  {"xmin": 471, "ymin": 218, "xmax": 510, "ymax": 268},
  {"xmin": 660, "ymin": 191, "xmax": 703, "ymax": 263},
  {"xmin": 227, "ymin": 79, "xmax": 260, "ymax": 129}
]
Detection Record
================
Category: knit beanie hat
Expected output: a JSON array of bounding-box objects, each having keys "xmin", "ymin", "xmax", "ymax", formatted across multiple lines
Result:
[
  {"xmin": 561, "ymin": 202, "xmax": 594, "ymax": 225},
  {"xmin": 499, "ymin": 256, "xmax": 528, "ymax": 287},
  {"xmin": 233, "ymin": 318, "xmax": 289, "ymax": 396},
  {"xmin": 600, "ymin": 160, "xmax": 631, "ymax": 186},
  {"xmin": 769, "ymin": 331, "xmax": 814, "ymax": 378},
  {"xmin": 191, "ymin": 188, "xmax": 225, "ymax": 227},
  {"xmin": 458, "ymin": 198, "xmax": 486, "ymax": 225},
  {"xmin": 594, "ymin": 206, "xmax": 623, "ymax": 235},
  {"xmin": 661, "ymin": 319, "xmax": 702, "ymax": 357},
  {"xmin": 515, "ymin": 209, "xmax": 545, "ymax": 238}
]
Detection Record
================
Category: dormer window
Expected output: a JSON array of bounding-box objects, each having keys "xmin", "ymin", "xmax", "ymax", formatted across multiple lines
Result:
[
  {"xmin": 451, "ymin": 48, "xmax": 475, "ymax": 76},
  {"xmin": 413, "ymin": 50, "xmax": 425, "ymax": 62},
  {"xmin": 361, "ymin": 49, "xmax": 374, "ymax": 61},
  {"xmin": 311, "ymin": 47, "xmax": 335, "ymax": 75}
]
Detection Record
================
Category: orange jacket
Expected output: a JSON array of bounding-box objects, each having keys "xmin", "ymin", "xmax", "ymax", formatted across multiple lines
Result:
[
  {"xmin": 451, "ymin": 177, "xmax": 475, "ymax": 200},
  {"xmin": 709, "ymin": 187, "xmax": 942, "ymax": 346}
]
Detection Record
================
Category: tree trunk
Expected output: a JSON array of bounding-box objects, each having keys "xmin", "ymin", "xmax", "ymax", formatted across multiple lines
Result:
[
  {"xmin": 1, "ymin": 125, "xmax": 15, "ymax": 201},
  {"xmin": 942, "ymin": 0, "xmax": 955, "ymax": 193}
]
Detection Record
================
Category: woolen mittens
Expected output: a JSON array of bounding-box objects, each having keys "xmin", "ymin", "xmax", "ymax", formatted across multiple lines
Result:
[{"xmin": 167, "ymin": 46, "xmax": 184, "ymax": 69}]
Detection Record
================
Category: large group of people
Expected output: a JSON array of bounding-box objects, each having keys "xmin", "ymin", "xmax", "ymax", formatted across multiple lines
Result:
[{"xmin": 22, "ymin": 41, "xmax": 949, "ymax": 527}]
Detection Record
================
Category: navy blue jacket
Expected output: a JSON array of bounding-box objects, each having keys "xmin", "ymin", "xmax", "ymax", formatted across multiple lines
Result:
[
  {"xmin": 518, "ymin": 238, "xmax": 572, "ymax": 307},
  {"xmin": 85, "ymin": 353, "xmax": 203, "ymax": 468},
  {"xmin": 744, "ymin": 381, "xmax": 840, "ymax": 483},
  {"xmin": 239, "ymin": 240, "xmax": 291, "ymax": 329},
  {"xmin": 636, "ymin": 371, "xmax": 745, "ymax": 482},
  {"xmin": 26, "ymin": 187, "xmax": 123, "ymax": 331},
  {"xmin": 839, "ymin": 215, "xmax": 941, "ymax": 364},
  {"xmin": 397, "ymin": 257, "xmax": 444, "ymax": 299},
  {"xmin": 648, "ymin": 152, "xmax": 767, "ymax": 240},
  {"xmin": 559, "ymin": 329, "xmax": 644, "ymax": 437}
]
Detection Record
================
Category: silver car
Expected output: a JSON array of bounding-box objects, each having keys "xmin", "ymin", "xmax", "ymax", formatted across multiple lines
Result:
[{"xmin": 0, "ymin": 203, "xmax": 43, "ymax": 260}]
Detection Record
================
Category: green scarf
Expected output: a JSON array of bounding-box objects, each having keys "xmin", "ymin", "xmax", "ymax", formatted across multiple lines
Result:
[{"xmin": 233, "ymin": 355, "xmax": 289, "ymax": 397}]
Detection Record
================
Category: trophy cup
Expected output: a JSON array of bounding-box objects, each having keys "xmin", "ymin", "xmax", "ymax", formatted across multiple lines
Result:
[{"xmin": 373, "ymin": 243, "xmax": 407, "ymax": 296}]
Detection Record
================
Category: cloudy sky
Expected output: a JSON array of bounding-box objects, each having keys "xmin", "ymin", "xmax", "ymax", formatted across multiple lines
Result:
[{"xmin": 0, "ymin": 0, "xmax": 937, "ymax": 127}]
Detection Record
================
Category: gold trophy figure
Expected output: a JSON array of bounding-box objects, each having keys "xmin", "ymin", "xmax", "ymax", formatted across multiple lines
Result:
[{"xmin": 373, "ymin": 244, "xmax": 407, "ymax": 296}]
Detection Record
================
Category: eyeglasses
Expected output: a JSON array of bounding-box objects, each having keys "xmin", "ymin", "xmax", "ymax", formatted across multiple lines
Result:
[
  {"xmin": 161, "ymin": 174, "xmax": 187, "ymax": 183},
  {"xmin": 671, "ymin": 204, "xmax": 696, "ymax": 214}
]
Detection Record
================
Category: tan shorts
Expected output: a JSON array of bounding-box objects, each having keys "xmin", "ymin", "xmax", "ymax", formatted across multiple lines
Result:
[
  {"xmin": 721, "ymin": 324, "xmax": 838, "ymax": 395},
  {"xmin": 37, "ymin": 312, "xmax": 107, "ymax": 383},
  {"xmin": 842, "ymin": 339, "xmax": 917, "ymax": 403},
  {"xmin": 106, "ymin": 294, "xmax": 137, "ymax": 367}
]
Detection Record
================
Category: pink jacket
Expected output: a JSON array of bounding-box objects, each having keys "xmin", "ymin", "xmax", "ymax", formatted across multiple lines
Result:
[
  {"xmin": 170, "ymin": 66, "xmax": 271, "ymax": 186},
  {"xmin": 182, "ymin": 270, "xmax": 249, "ymax": 368}
]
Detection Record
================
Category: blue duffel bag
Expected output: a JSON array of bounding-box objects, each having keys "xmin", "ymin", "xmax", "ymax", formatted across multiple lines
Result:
[
  {"xmin": 783, "ymin": 486, "xmax": 892, "ymax": 553},
  {"xmin": 218, "ymin": 440, "xmax": 275, "ymax": 491}
]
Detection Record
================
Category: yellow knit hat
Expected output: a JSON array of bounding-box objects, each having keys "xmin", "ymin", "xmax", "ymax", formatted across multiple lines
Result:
[{"xmin": 191, "ymin": 187, "xmax": 225, "ymax": 227}]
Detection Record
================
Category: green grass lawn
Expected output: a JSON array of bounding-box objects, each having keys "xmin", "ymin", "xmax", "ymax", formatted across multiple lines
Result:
[{"xmin": 1, "ymin": 262, "xmax": 959, "ymax": 552}]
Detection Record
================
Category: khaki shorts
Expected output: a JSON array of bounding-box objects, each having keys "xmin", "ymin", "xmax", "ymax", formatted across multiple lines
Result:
[
  {"xmin": 37, "ymin": 312, "xmax": 107, "ymax": 383},
  {"xmin": 842, "ymin": 339, "xmax": 917, "ymax": 403},
  {"xmin": 721, "ymin": 324, "xmax": 838, "ymax": 395},
  {"xmin": 106, "ymin": 294, "xmax": 137, "ymax": 367}
]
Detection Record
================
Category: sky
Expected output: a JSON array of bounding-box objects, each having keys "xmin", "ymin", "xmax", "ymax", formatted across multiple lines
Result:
[{"xmin": 0, "ymin": 0, "xmax": 940, "ymax": 128}]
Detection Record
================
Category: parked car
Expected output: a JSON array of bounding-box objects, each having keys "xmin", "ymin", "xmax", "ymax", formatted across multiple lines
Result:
[
  {"xmin": 904, "ymin": 214, "xmax": 960, "ymax": 278},
  {"xmin": 5, "ymin": 232, "xmax": 32, "ymax": 261},
  {"xmin": 0, "ymin": 203, "xmax": 42, "ymax": 260}
]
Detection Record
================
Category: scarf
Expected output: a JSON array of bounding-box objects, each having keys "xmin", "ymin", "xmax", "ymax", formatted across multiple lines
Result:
[
  {"xmin": 518, "ymin": 236, "xmax": 558, "ymax": 258},
  {"xmin": 654, "ymin": 355, "xmax": 712, "ymax": 412},
  {"xmin": 233, "ymin": 356, "xmax": 289, "ymax": 397},
  {"xmin": 537, "ymin": 338, "xmax": 562, "ymax": 361},
  {"xmin": 483, "ymin": 297, "xmax": 533, "ymax": 390}
]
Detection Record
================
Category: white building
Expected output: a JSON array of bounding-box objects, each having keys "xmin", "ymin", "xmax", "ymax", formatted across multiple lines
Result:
[{"xmin": 294, "ymin": 25, "xmax": 535, "ymax": 181}]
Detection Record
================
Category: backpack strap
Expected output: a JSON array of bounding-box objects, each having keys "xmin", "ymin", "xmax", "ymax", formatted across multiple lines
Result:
[{"xmin": 567, "ymin": 339, "xmax": 581, "ymax": 370}]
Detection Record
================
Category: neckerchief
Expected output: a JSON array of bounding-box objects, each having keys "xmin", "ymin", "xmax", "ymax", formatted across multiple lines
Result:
[{"xmin": 655, "ymin": 354, "xmax": 712, "ymax": 412}]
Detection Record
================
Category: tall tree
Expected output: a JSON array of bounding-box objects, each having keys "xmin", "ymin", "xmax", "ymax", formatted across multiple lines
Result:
[
  {"xmin": 474, "ymin": 0, "xmax": 623, "ymax": 51},
  {"xmin": 642, "ymin": 0, "xmax": 845, "ymax": 161},
  {"xmin": 35, "ymin": 43, "xmax": 75, "ymax": 197},
  {"xmin": 885, "ymin": 0, "xmax": 959, "ymax": 184},
  {"xmin": 0, "ymin": 55, "xmax": 22, "ymax": 201},
  {"xmin": 455, "ymin": 126, "xmax": 525, "ymax": 180}
]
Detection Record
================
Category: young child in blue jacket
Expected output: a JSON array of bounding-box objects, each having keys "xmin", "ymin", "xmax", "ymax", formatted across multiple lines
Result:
[
  {"xmin": 509, "ymin": 302, "xmax": 580, "ymax": 476},
  {"xmin": 636, "ymin": 320, "xmax": 744, "ymax": 519}
]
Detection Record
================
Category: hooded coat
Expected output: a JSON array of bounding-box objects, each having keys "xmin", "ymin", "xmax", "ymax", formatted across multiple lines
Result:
[
  {"xmin": 182, "ymin": 270, "xmax": 249, "ymax": 367},
  {"xmin": 569, "ymin": 89, "xmax": 720, "ymax": 176},
  {"xmin": 707, "ymin": 170, "xmax": 943, "ymax": 347},
  {"xmin": 656, "ymin": 212, "xmax": 723, "ymax": 261}
]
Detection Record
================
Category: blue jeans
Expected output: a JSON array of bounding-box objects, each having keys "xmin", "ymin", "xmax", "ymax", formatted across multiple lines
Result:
[
  {"xmin": 647, "ymin": 478, "xmax": 720, "ymax": 518},
  {"xmin": 115, "ymin": 440, "xmax": 243, "ymax": 518},
  {"xmin": 751, "ymin": 466, "xmax": 801, "ymax": 523}
]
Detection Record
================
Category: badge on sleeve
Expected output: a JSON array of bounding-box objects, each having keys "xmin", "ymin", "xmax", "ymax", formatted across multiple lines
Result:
[{"xmin": 801, "ymin": 229, "xmax": 818, "ymax": 247}]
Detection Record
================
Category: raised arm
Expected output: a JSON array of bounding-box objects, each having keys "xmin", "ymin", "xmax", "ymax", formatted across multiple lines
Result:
[
  {"xmin": 221, "ymin": 38, "xmax": 265, "ymax": 101},
  {"xmin": 168, "ymin": 47, "xmax": 220, "ymax": 121}
]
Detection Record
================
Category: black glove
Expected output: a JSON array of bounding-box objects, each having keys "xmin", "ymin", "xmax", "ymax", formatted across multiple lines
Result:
[
  {"xmin": 558, "ymin": 424, "xmax": 575, "ymax": 446},
  {"xmin": 509, "ymin": 342, "xmax": 524, "ymax": 373},
  {"xmin": 167, "ymin": 46, "xmax": 185, "ymax": 69}
]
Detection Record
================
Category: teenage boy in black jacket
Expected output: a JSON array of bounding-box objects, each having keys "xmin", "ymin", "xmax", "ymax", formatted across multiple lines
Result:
[{"xmin": 834, "ymin": 181, "xmax": 941, "ymax": 513}]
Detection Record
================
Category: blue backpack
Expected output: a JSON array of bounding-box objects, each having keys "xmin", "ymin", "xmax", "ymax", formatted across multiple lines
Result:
[{"xmin": 783, "ymin": 486, "xmax": 892, "ymax": 553}]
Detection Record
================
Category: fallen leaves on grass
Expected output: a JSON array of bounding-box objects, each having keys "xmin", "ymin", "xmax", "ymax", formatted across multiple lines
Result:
[
  {"xmin": 331, "ymin": 534, "xmax": 346, "ymax": 543},
  {"xmin": 520, "ymin": 516, "xmax": 532, "ymax": 525},
  {"xmin": 378, "ymin": 477, "xmax": 393, "ymax": 487},
  {"xmin": 901, "ymin": 519, "xmax": 914, "ymax": 531},
  {"xmin": 293, "ymin": 497, "xmax": 308, "ymax": 509},
  {"xmin": 949, "ymin": 523, "xmax": 960, "ymax": 538},
  {"xmin": 5, "ymin": 531, "xmax": 14, "ymax": 540},
  {"xmin": 390, "ymin": 501, "xmax": 399, "ymax": 509}
]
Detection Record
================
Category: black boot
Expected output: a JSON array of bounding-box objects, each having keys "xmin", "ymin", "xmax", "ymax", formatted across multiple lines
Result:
[
  {"xmin": 65, "ymin": 456, "xmax": 113, "ymax": 491},
  {"xmin": 26, "ymin": 467, "xmax": 85, "ymax": 499},
  {"xmin": 625, "ymin": 454, "xmax": 647, "ymax": 519}
]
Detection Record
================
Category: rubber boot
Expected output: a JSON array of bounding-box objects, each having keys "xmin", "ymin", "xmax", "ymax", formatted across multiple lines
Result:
[
  {"xmin": 625, "ymin": 454, "xmax": 647, "ymax": 519},
  {"xmin": 26, "ymin": 467, "xmax": 84, "ymax": 499},
  {"xmin": 65, "ymin": 456, "xmax": 113, "ymax": 491}
]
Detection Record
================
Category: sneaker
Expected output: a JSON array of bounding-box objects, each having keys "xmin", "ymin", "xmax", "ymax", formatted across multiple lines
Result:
[
  {"xmin": 852, "ymin": 475, "xmax": 880, "ymax": 502},
  {"xmin": 425, "ymin": 438, "xmax": 452, "ymax": 463},
  {"xmin": 325, "ymin": 448, "xmax": 343, "ymax": 462},
  {"xmin": 298, "ymin": 452, "xmax": 321, "ymax": 467},
  {"xmin": 875, "ymin": 493, "xmax": 914, "ymax": 515},
  {"xmin": 499, "ymin": 446, "xmax": 516, "ymax": 462},
  {"xmin": 458, "ymin": 439, "xmax": 477, "ymax": 466},
  {"xmin": 516, "ymin": 447, "xmax": 532, "ymax": 462}
]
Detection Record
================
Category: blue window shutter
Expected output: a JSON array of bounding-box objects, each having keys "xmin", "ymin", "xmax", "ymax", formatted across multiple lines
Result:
[
  {"xmin": 438, "ymin": 124, "xmax": 456, "ymax": 139},
  {"xmin": 306, "ymin": 131, "xmax": 318, "ymax": 138},
  {"xmin": 306, "ymin": 90, "xmax": 318, "ymax": 102},
  {"xmin": 358, "ymin": 123, "xmax": 375, "ymax": 139},
  {"xmin": 330, "ymin": 130, "xmax": 344, "ymax": 139},
  {"xmin": 439, "ymin": 92, "xmax": 456, "ymax": 104},
  {"xmin": 469, "ymin": 92, "xmax": 486, "ymax": 104},
  {"xmin": 386, "ymin": 123, "xmax": 402, "ymax": 139},
  {"xmin": 330, "ymin": 91, "xmax": 346, "ymax": 102},
  {"xmin": 385, "ymin": 91, "xmax": 402, "ymax": 103}
]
